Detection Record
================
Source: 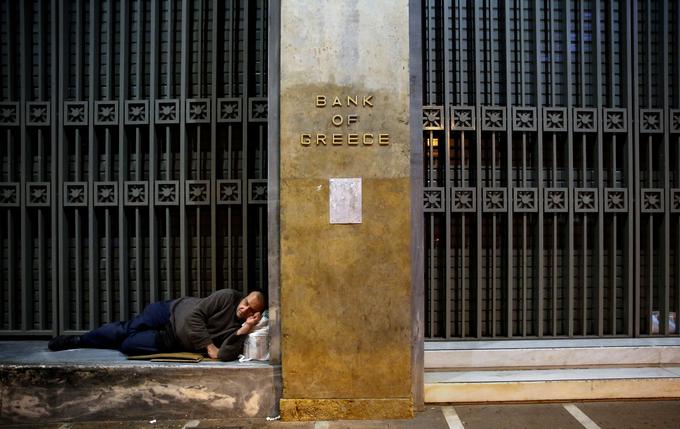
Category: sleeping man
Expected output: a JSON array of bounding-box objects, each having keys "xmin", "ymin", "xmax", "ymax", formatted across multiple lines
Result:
[{"xmin": 48, "ymin": 288, "xmax": 265, "ymax": 361}]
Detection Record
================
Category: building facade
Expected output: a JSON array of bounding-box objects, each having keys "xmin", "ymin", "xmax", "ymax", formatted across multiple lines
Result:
[{"xmin": 1, "ymin": 0, "xmax": 679, "ymax": 421}]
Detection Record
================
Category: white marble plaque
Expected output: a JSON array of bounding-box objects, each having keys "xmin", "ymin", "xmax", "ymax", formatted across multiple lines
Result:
[{"xmin": 329, "ymin": 178, "xmax": 362, "ymax": 224}]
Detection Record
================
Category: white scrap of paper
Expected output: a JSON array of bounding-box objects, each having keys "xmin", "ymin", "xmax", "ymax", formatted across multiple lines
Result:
[{"xmin": 329, "ymin": 178, "xmax": 362, "ymax": 224}]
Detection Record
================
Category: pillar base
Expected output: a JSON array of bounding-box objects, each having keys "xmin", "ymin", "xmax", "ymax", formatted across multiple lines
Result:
[{"xmin": 280, "ymin": 398, "xmax": 414, "ymax": 421}]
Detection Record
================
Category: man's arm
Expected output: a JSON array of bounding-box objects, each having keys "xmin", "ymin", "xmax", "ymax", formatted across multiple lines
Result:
[
  {"xmin": 185, "ymin": 289, "xmax": 237, "ymax": 350},
  {"xmin": 213, "ymin": 312, "xmax": 262, "ymax": 361}
]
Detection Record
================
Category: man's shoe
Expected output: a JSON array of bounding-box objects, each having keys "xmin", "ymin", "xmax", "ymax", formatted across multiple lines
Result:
[{"xmin": 48, "ymin": 335, "xmax": 81, "ymax": 351}]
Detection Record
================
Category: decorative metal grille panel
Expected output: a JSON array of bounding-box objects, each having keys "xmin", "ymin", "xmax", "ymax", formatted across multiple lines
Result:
[
  {"xmin": 423, "ymin": 1, "xmax": 679, "ymax": 339},
  {"xmin": 0, "ymin": 0, "xmax": 268, "ymax": 335}
]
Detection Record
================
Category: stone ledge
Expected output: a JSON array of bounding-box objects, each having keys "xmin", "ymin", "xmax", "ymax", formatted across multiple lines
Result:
[
  {"xmin": 280, "ymin": 398, "xmax": 414, "ymax": 421},
  {"xmin": 0, "ymin": 342, "xmax": 279, "ymax": 424}
]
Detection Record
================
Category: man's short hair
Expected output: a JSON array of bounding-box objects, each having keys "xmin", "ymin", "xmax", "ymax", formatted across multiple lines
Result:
[{"xmin": 248, "ymin": 289, "xmax": 267, "ymax": 309}]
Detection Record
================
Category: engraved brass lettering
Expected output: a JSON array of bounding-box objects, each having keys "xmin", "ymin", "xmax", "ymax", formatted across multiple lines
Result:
[{"xmin": 300, "ymin": 95, "xmax": 390, "ymax": 147}]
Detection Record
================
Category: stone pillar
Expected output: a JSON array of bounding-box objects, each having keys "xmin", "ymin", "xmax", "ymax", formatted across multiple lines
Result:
[{"xmin": 278, "ymin": 0, "xmax": 420, "ymax": 420}]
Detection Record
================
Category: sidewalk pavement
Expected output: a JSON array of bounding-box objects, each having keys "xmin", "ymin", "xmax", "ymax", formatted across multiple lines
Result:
[{"xmin": 4, "ymin": 401, "xmax": 680, "ymax": 429}]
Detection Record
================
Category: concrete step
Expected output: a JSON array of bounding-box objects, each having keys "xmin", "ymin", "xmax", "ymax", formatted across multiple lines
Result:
[
  {"xmin": 0, "ymin": 341, "xmax": 279, "ymax": 424},
  {"xmin": 425, "ymin": 338, "xmax": 680, "ymax": 370},
  {"xmin": 425, "ymin": 367, "xmax": 680, "ymax": 403}
]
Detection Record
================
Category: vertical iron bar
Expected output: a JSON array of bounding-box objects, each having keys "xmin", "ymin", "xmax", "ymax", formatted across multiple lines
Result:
[
  {"xmin": 210, "ymin": 0, "xmax": 219, "ymax": 294},
  {"xmin": 425, "ymin": 0, "xmax": 435, "ymax": 104},
  {"xmin": 165, "ymin": 127, "xmax": 172, "ymax": 298},
  {"xmin": 118, "ymin": 0, "xmax": 129, "ymax": 319},
  {"xmin": 522, "ymin": 134, "xmax": 527, "ymax": 336},
  {"xmin": 661, "ymin": 0, "xmax": 670, "ymax": 334},
  {"xmin": 1, "ymin": 1, "xmax": 13, "ymax": 327},
  {"xmin": 565, "ymin": 0, "xmax": 576, "ymax": 338},
  {"xmin": 37, "ymin": 0, "xmax": 46, "ymax": 331},
  {"xmin": 442, "ymin": 0, "xmax": 452, "ymax": 339},
  {"xmin": 461, "ymin": 130, "xmax": 467, "ymax": 337},
  {"xmin": 534, "ymin": 0, "xmax": 545, "ymax": 337},
  {"xmin": 503, "ymin": 0, "xmax": 513, "ymax": 338},
  {"xmin": 195, "ymin": 5, "xmax": 204, "ymax": 298},
  {"xmin": 428, "ymin": 130, "xmax": 434, "ymax": 336},
  {"xmin": 105, "ymin": 129, "xmax": 113, "ymax": 321},
  {"xmin": 134, "ymin": 1, "xmax": 143, "ymax": 314},
  {"xmin": 104, "ymin": 0, "xmax": 114, "ymax": 322},
  {"xmin": 165, "ymin": 0, "xmax": 174, "ymax": 298},
  {"xmin": 612, "ymin": 131, "xmax": 618, "ymax": 335},
  {"xmin": 676, "ymin": 0, "xmax": 680, "ymax": 335},
  {"xmin": 628, "ymin": 0, "xmax": 638, "ymax": 337},
  {"xmin": 490, "ymin": 132, "xmax": 496, "ymax": 338},
  {"xmin": 594, "ymin": 0, "xmax": 605, "ymax": 337},
  {"xmin": 582, "ymin": 135, "xmax": 587, "ymax": 334},
  {"xmin": 19, "ymin": 0, "xmax": 29, "ymax": 332},
  {"xmin": 258, "ymin": 124, "xmax": 265, "ymax": 290},
  {"xmin": 75, "ymin": 132, "xmax": 82, "ymax": 331},
  {"xmin": 553, "ymin": 134, "xmax": 558, "ymax": 334},
  {"xmin": 57, "ymin": 0, "xmax": 67, "ymax": 334},
  {"xmin": 135, "ymin": 0, "xmax": 143, "ymax": 313},
  {"xmin": 148, "ymin": 0, "xmax": 159, "ymax": 304},
  {"xmin": 51, "ymin": 0, "xmax": 59, "ymax": 334},
  {"xmin": 607, "ymin": 0, "xmax": 617, "ymax": 336},
  {"xmin": 88, "ymin": 0, "xmax": 100, "ymax": 330},
  {"xmin": 74, "ymin": 0, "xmax": 83, "ymax": 330},
  {"xmin": 227, "ymin": 126, "xmax": 233, "ymax": 290},
  {"xmin": 645, "ymin": 0, "xmax": 653, "ymax": 336},
  {"xmin": 7, "ymin": 134, "xmax": 15, "ymax": 329},
  {"xmin": 135, "ymin": 127, "xmax": 142, "ymax": 313},
  {"xmin": 197, "ymin": 129, "xmax": 202, "ymax": 296},
  {"xmin": 647, "ymin": 135, "xmax": 653, "ymax": 334},
  {"xmin": 242, "ymin": 0, "xmax": 250, "ymax": 293},
  {"xmin": 646, "ymin": 0, "xmax": 654, "ymax": 335},
  {"xmin": 541, "ymin": 2, "xmax": 556, "ymax": 336},
  {"xmin": 179, "ymin": 0, "xmax": 188, "ymax": 297},
  {"xmin": 474, "ymin": 0, "xmax": 483, "ymax": 338}
]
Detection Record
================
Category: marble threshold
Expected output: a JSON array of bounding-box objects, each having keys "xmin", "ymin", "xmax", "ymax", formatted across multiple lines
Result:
[{"xmin": 425, "ymin": 367, "xmax": 680, "ymax": 403}]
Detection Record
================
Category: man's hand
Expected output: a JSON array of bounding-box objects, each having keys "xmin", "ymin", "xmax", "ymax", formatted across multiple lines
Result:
[
  {"xmin": 246, "ymin": 312, "xmax": 262, "ymax": 327},
  {"xmin": 236, "ymin": 312, "xmax": 262, "ymax": 335},
  {"xmin": 206, "ymin": 343, "xmax": 219, "ymax": 359}
]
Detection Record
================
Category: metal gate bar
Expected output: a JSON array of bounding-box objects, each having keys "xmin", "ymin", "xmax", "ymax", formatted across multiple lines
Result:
[
  {"xmin": 422, "ymin": 0, "xmax": 678, "ymax": 339},
  {"xmin": 0, "ymin": 0, "xmax": 268, "ymax": 336}
]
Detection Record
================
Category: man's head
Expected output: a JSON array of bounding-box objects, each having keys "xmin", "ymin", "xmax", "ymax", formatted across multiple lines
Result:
[{"xmin": 236, "ymin": 291, "xmax": 266, "ymax": 320}]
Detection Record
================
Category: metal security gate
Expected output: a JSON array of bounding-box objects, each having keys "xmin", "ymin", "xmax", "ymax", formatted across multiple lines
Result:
[
  {"xmin": 422, "ymin": 1, "xmax": 679, "ymax": 339},
  {"xmin": 0, "ymin": 0, "xmax": 268, "ymax": 336}
]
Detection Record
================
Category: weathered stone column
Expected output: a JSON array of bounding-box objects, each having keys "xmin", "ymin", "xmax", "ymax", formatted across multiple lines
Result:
[{"xmin": 278, "ymin": 0, "xmax": 421, "ymax": 420}]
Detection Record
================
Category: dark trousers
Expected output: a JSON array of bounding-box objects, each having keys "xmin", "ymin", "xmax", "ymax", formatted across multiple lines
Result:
[{"xmin": 80, "ymin": 300, "xmax": 174, "ymax": 355}]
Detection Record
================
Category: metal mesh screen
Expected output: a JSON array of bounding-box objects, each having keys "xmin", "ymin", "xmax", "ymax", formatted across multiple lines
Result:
[
  {"xmin": 0, "ymin": 0, "xmax": 268, "ymax": 336},
  {"xmin": 422, "ymin": 0, "xmax": 680, "ymax": 339}
]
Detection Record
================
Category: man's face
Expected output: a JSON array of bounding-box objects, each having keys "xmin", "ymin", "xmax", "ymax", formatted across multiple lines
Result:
[{"xmin": 236, "ymin": 293, "xmax": 264, "ymax": 319}]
